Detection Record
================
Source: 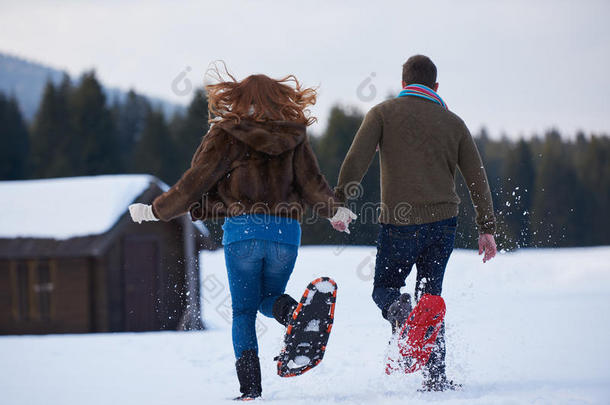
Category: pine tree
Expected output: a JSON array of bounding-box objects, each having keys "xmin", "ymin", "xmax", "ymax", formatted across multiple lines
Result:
[
  {"xmin": 132, "ymin": 108, "xmax": 177, "ymax": 183},
  {"xmin": 113, "ymin": 90, "xmax": 151, "ymax": 170},
  {"xmin": 501, "ymin": 139, "xmax": 535, "ymax": 248},
  {"xmin": 314, "ymin": 106, "xmax": 366, "ymax": 186},
  {"xmin": 70, "ymin": 71, "xmax": 120, "ymax": 175},
  {"xmin": 575, "ymin": 135, "xmax": 610, "ymax": 245},
  {"xmin": 0, "ymin": 93, "xmax": 29, "ymax": 179},
  {"xmin": 29, "ymin": 75, "xmax": 74, "ymax": 178},
  {"xmin": 169, "ymin": 88, "xmax": 209, "ymax": 183},
  {"xmin": 531, "ymin": 131, "xmax": 587, "ymax": 246}
]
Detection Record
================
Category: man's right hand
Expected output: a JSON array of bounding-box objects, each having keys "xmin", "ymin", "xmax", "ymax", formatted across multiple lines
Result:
[{"xmin": 478, "ymin": 233, "xmax": 497, "ymax": 263}]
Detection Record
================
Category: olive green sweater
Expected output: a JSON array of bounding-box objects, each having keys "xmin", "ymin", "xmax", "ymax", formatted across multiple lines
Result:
[{"xmin": 335, "ymin": 96, "xmax": 496, "ymax": 234}]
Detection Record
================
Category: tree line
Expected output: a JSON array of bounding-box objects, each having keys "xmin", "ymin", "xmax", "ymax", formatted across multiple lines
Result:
[
  {"xmin": 0, "ymin": 71, "xmax": 207, "ymax": 185},
  {"xmin": 1, "ymin": 72, "xmax": 608, "ymax": 248}
]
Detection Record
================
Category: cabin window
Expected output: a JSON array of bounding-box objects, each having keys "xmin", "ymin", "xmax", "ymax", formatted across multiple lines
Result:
[
  {"xmin": 15, "ymin": 262, "xmax": 30, "ymax": 321},
  {"xmin": 13, "ymin": 259, "xmax": 54, "ymax": 322},
  {"xmin": 35, "ymin": 261, "xmax": 53, "ymax": 321}
]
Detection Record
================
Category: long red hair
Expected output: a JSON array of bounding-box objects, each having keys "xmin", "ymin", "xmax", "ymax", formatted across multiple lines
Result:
[{"xmin": 205, "ymin": 62, "xmax": 317, "ymax": 126}]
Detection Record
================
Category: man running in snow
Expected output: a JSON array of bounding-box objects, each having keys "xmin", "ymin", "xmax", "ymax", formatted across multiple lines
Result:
[{"xmin": 332, "ymin": 54, "xmax": 497, "ymax": 391}]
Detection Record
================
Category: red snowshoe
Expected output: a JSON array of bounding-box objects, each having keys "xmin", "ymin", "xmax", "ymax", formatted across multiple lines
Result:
[{"xmin": 386, "ymin": 294, "xmax": 446, "ymax": 375}]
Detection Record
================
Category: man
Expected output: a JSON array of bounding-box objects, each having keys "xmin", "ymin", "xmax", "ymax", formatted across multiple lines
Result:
[{"xmin": 332, "ymin": 55, "xmax": 497, "ymax": 391}]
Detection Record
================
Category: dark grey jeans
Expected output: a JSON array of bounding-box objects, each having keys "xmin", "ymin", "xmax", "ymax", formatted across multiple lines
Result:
[{"xmin": 372, "ymin": 216, "xmax": 457, "ymax": 378}]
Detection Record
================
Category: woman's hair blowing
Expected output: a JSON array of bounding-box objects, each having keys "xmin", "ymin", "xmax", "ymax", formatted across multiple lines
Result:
[{"xmin": 205, "ymin": 61, "xmax": 318, "ymax": 126}]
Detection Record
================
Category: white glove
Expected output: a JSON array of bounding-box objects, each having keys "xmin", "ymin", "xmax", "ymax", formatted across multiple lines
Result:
[
  {"xmin": 329, "ymin": 207, "xmax": 357, "ymax": 234},
  {"xmin": 128, "ymin": 204, "xmax": 158, "ymax": 224}
]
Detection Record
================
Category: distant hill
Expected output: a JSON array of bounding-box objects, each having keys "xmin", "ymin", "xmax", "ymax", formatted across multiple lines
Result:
[{"xmin": 0, "ymin": 52, "xmax": 184, "ymax": 121}]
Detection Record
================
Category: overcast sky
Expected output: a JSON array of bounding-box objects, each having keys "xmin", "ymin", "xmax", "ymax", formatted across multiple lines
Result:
[{"xmin": 1, "ymin": 0, "xmax": 608, "ymax": 138}]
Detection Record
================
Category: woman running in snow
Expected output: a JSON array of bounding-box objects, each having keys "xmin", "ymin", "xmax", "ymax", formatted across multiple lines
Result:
[{"xmin": 129, "ymin": 66, "xmax": 355, "ymax": 400}]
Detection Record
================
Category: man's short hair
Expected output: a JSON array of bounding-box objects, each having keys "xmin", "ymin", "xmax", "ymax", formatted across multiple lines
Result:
[{"xmin": 402, "ymin": 55, "xmax": 437, "ymax": 88}]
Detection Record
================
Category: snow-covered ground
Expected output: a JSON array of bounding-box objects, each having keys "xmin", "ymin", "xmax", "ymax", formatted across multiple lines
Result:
[{"xmin": 1, "ymin": 246, "xmax": 609, "ymax": 404}]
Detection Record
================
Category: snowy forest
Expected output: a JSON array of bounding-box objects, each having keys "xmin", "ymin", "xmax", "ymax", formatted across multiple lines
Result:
[{"xmin": 1, "ymin": 71, "xmax": 608, "ymax": 249}]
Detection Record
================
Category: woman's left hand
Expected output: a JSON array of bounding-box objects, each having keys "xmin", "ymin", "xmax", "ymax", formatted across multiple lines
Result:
[{"xmin": 329, "ymin": 207, "xmax": 357, "ymax": 234}]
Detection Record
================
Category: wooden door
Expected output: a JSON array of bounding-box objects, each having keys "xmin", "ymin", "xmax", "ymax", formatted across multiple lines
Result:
[{"xmin": 122, "ymin": 237, "xmax": 159, "ymax": 331}]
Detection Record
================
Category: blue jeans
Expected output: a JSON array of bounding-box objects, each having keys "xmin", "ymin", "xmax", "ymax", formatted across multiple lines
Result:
[
  {"xmin": 224, "ymin": 239, "xmax": 298, "ymax": 359},
  {"xmin": 372, "ymin": 216, "xmax": 457, "ymax": 316}
]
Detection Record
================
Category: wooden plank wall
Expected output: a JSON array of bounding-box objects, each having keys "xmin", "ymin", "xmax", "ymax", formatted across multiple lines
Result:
[{"xmin": 0, "ymin": 258, "xmax": 91, "ymax": 334}]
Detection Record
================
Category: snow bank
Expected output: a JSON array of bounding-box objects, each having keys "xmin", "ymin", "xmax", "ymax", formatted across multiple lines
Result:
[{"xmin": 1, "ymin": 246, "xmax": 609, "ymax": 404}]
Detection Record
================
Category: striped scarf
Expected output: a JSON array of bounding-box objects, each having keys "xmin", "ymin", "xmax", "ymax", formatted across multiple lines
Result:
[{"xmin": 397, "ymin": 84, "xmax": 448, "ymax": 110}]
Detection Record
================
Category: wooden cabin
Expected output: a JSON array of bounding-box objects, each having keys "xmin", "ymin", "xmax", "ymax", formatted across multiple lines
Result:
[{"xmin": 0, "ymin": 175, "xmax": 216, "ymax": 335}]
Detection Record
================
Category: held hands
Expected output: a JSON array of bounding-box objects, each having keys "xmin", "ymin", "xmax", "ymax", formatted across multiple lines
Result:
[
  {"xmin": 478, "ymin": 233, "xmax": 497, "ymax": 263},
  {"xmin": 329, "ymin": 207, "xmax": 357, "ymax": 234},
  {"xmin": 128, "ymin": 203, "xmax": 158, "ymax": 224}
]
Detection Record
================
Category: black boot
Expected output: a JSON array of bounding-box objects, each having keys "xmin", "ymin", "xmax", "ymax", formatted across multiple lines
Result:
[
  {"xmin": 234, "ymin": 350, "xmax": 262, "ymax": 401},
  {"xmin": 272, "ymin": 294, "xmax": 298, "ymax": 327},
  {"xmin": 420, "ymin": 374, "xmax": 462, "ymax": 392},
  {"xmin": 420, "ymin": 323, "xmax": 461, "ymax": 392},
  {"xmin": 386, "ymin": 293, "xmax": 412, "ymax": 334}
]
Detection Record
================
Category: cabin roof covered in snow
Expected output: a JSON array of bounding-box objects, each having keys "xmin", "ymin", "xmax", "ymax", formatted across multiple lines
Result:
[{"xmin": 0, "ymin": 174, "xmax": 209, "ymax": 240}]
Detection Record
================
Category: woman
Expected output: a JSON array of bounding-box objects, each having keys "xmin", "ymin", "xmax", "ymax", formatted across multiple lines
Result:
[{"xmin": 129, "ymin": 67, "xmax": 356, "ymax": 400}]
